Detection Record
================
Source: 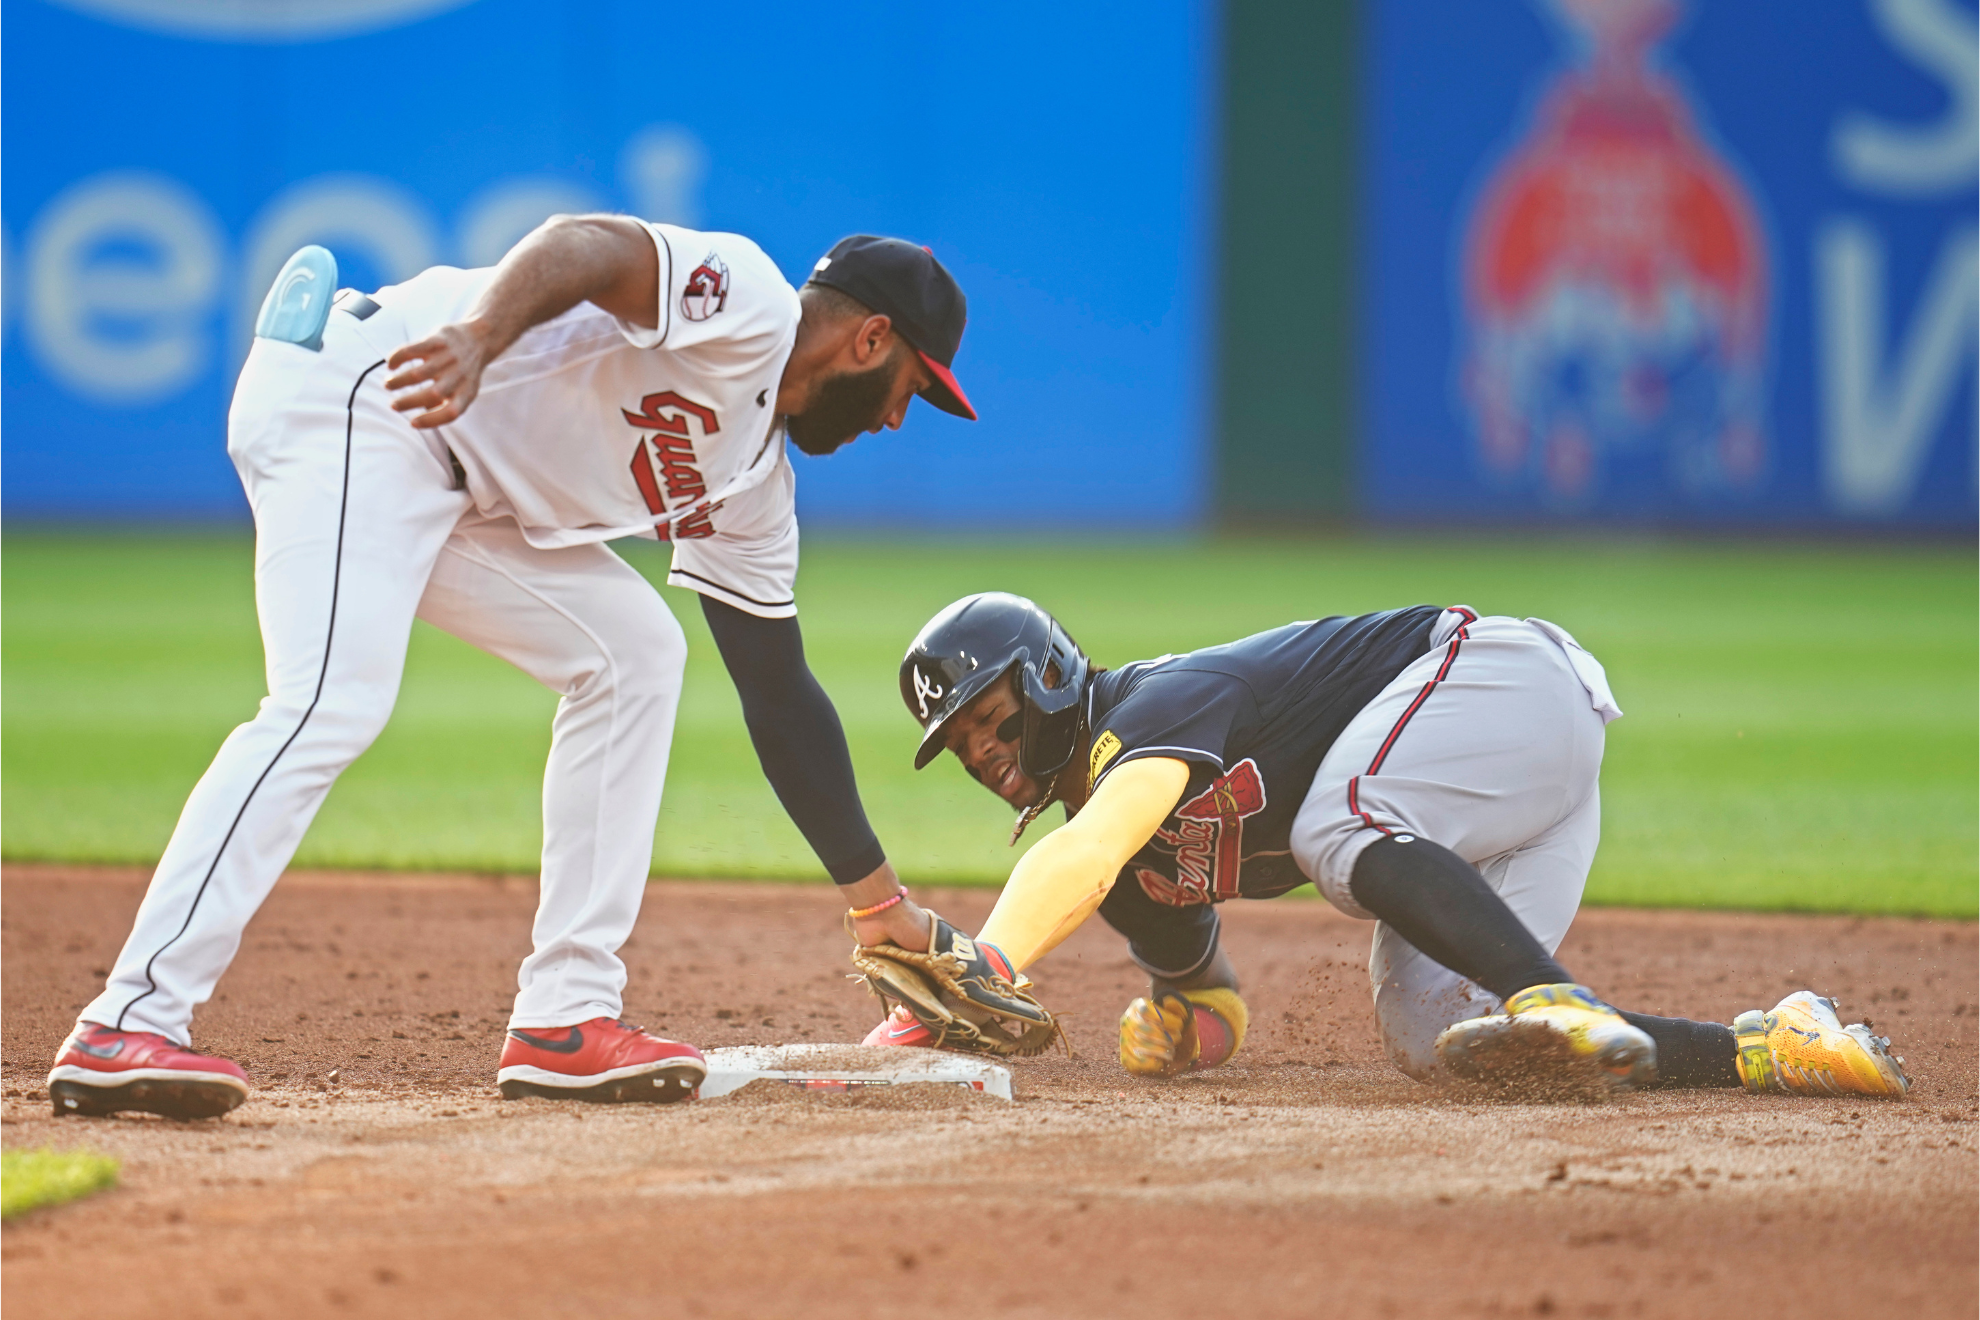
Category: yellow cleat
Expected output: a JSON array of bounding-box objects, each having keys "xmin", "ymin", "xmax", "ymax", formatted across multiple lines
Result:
[
  {"xmin": 1119, "ymin": 988, "xmax": 1249, "ymax": 1079},
  {"xmin": 1732, "ymin": 992, "xmax": 1909, "ymax": 1098},
  {"xmin": 1435, "ymin": 983, "xmax": 1657, "ymax": 1089}
]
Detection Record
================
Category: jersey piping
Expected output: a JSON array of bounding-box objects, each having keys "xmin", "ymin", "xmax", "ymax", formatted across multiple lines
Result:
[
  {"xmin": 667, "ymin": 567, "xmax": 795, "ymax": 610},
  {"xmin": 652, "ymin": 226, "xmax": 674, "ymax": 346}
]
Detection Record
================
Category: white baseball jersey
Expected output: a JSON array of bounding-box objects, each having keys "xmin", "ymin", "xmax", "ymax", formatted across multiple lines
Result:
[{"xmin": 380, "ymin": 222, "xmax": 804, "ymax": 617}]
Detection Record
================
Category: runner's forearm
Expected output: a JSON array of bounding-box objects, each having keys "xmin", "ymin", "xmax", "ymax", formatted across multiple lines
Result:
[{"xmin": 979, "ymin": 757, "xmax": 1189, "ymax": 970}]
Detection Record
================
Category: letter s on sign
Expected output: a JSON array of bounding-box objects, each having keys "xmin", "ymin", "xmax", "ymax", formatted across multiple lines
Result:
[{"xmin": 25, "ymin": 172, "xmax": 224, "ymax": 405}]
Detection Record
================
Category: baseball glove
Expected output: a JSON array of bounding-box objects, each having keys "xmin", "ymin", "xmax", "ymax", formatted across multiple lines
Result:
[{"xmin": 850, "ymin": 913, "xmax": 1061, "ymax": 1058}]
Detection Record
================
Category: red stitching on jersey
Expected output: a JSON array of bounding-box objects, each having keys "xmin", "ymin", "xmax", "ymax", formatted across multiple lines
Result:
[{"xmin": 1365, "ymin": 608, "xmax": 1473, "ymax": 775}]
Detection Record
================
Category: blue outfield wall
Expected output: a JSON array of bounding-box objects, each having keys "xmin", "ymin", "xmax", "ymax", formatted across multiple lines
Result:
[
  {"xmin": 1363, "ymin": 0, "xmax": 1977, "ymax": 531},
  {"xmin": 0, "ymin": 0, "xmax": 1214, "ymax": 528}
]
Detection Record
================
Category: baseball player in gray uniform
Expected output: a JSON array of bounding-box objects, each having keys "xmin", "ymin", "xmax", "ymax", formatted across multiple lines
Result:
[
  {"xmin": 873, "ymin": 592, "xmax": 1911, "ymax": 1100},
  {"xmin": 50, "ymin": 217, "xmax": 968, "ymax": 1119}
]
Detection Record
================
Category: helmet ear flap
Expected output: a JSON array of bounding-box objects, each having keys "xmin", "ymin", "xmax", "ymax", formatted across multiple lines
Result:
[{"xmin": 1017, "ymin": 671, "xmax": 1081, "ymax": 781}]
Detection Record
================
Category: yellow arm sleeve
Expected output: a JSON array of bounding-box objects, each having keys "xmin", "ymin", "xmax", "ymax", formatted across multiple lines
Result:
[{"xmin": 976, "ymin": 757, "xmax": 1191, "ymax": 972}]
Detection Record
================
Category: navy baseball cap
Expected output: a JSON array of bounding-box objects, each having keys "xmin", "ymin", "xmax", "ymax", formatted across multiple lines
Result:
[{"xmin": 807, "ymin": 235, "xmax": 976, "ymax": 421}]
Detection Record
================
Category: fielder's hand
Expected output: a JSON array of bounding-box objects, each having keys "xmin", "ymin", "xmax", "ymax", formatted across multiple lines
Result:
[
  {"xmin": 386, "ymin": 319, "xmax": 497, "ymax": 428},
  {"xmin": 850, "ymin": 913, "xmax": 1060, "ymax": 1058}
]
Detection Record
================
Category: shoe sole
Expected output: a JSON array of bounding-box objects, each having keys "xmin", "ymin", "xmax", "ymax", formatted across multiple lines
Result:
[
  {"xmin": 1438, "ymin": 1017, "xmax": 1657, "ymax": 1091},
  {"xmin": 497, "ymin": 1063, "xmax": 704, "ymax": 1104},
  {"xmin": 49, "ymin": 1075, "xmax": 247, "ymax": 1120}
]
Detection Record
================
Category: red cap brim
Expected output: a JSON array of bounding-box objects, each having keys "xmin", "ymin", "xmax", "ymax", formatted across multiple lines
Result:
[{"xmin": 916, "ymin": 350, "xmax": 977, "ymax": 421}]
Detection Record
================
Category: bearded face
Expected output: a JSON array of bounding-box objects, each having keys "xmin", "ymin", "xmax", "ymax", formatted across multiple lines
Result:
[{"xmin": 785, "ymin": 342, "xmax": 912, "ymax": 456}]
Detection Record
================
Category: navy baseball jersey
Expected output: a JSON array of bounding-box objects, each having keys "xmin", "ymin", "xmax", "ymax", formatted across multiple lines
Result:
[{"xmin": 1086, "ymin": 606, "xmax": 1442, "ymax": 970}]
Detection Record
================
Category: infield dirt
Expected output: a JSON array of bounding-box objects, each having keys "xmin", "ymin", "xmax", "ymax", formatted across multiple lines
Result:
[{"xmin": 4, "ymin": 865, "xmax": 1974, "ymax": 1318}]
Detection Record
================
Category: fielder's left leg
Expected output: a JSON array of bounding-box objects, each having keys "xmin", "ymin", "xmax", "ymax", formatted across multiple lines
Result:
[{"xmin": 414, "ymin": 513, "xmax": 705, "ymax": 1103}]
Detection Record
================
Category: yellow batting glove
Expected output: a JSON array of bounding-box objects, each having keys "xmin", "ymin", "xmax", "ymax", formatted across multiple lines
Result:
[{"xmin": 1118, "ymin": 987, "xmax": 1249, "ymax": 1078}]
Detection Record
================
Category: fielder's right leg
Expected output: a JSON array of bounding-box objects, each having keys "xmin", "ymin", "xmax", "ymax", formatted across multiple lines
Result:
[{"xmin": 53, "ymin": 311, "xmax": 470, "ymax": 1120}]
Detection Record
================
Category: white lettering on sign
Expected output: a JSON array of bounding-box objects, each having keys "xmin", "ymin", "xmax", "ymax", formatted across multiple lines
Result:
[
  {"xmin": 458, "ymin": 177, "xmax": 607, "ymax": 269},
  {"xmin": 1831, "ymin": 0, "xmax": 1978, "ymax": 198},
  {"xmin": 620, "ymin": 124, "xmax": 707, "ymax": 228},
  {"xmin": 14, "ymin": 123, "xmax": 705, "ymax": 411},
  {"xmin": 1817, "ymin": 219, "xmax": 1978, "ymax": 515},
  {"xmin": 1818, "ymin": 0, "xmax": 1979, "ymax": 517},
  {"xmin": 24, "ymin": 171, "xmax": 223, "ymax": 404}
]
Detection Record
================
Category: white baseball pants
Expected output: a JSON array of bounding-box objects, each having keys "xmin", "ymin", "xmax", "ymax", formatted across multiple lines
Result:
[
  {"xmin": 82, "ymin": 305, "xmax": 686, "ymax": 1043},
  {"xmin": 1289, "ymin": 612, "xmax": 1619, "ymax": 1080}
]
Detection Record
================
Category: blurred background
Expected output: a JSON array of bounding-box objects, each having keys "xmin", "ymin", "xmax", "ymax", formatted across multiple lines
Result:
[{"xmin": 4, "ymin": 0, "xmax": 1974, "ymax": 916}]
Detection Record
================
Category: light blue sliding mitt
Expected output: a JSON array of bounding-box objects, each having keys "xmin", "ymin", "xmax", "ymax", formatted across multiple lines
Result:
[{"xmin": 254, "ymin": 245, "xmax": 338, "ymax": 351}]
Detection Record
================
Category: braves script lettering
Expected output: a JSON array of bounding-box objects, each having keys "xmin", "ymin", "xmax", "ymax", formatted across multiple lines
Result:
[{"xmin": 1136, "ymin": 759, "xmax": 1268, "ymax": 906}]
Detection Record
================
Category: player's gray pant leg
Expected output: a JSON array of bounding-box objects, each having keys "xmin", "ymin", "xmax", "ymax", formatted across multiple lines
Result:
[
  {"xmin": 1364, "ymin": 792, "xmax": 1599, "ymax": 1078},
  {"xmin": 1287, "ymin": 614, "xmax": 1611, "ymax": 1081},
  {"xmin": 82, "ymin": 325, "xmax": 470, "ymax": 1042},
  {"xmin": 416, "ymin": 516, "xmax": 688, "ymax": 1029}
]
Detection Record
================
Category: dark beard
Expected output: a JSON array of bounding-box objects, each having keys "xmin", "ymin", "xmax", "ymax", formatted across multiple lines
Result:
[{"xmin": 786, "ymin": 357, "xmax": 900, "ymax": 456}]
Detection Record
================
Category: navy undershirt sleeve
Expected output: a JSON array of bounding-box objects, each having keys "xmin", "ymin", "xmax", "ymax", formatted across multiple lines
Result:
[{"xmin": 699, "ymin": 596, "xmax": 886, "ymax": 885}]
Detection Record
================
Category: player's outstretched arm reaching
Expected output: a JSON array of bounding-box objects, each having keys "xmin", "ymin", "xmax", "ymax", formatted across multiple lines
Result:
[
  {"xmin": 698, "ymin": 597, "xmax": 931, "ymax": 945},
  {"xmin": 868, "ymin": 593, "xmax": 1911, "ymax": 1100}
]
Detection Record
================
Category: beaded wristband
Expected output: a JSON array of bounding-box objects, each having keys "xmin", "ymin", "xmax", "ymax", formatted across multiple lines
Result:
[{"xmin": 847, "ymin": 890, "xmax": 907, "ymax": 920}]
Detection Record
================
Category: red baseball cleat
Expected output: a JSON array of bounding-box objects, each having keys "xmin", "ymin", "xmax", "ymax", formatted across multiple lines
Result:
[
  {"xmin": 496, "ymin": 1017, "xmax": 706, "ymax": 1103},
  {"xmin": 861, "ymin": 1006, "xmax": 936, "ymax": 1048},
  {"xmin": 48, "ymin": 1023, "xmax": 250, "ymax": 1119}
]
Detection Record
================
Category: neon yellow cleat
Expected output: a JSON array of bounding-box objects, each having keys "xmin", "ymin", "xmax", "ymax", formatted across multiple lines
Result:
[
  {"xmin": 1434, "ymin": 983, "xmax": 1657, "ymax": 1089},
  {"xmin": 1732, "ymin": 992, "xmax": 1909, "ymax": 1098}
]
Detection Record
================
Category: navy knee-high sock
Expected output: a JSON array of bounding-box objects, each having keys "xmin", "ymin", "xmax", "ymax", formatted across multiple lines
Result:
[
  {"xmin": 1346, "ymin": 835, "xmax": 1743, "ymax": 1087},
  {"xmin": 1618, "ymin": 1013, "xmax": 1741, "ymax": 1088},
  {"xmin": 1346, "ymin": 835, "xmax": 1570, "ymax": 1001}
]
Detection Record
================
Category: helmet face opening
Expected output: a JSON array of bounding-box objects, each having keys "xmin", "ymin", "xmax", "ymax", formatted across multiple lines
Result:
[{"xmin": 901, "ymin": 593, "xmax": 1091, "ymax": 778}]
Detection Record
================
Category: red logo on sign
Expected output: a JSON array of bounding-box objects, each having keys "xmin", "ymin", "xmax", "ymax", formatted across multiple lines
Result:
[
  {"xmin": 624, "ymin": 391, "xmax": 721, "ymax": 540},
  {"xmin": 1460, "ymin": 0, "xmax": 1769, "ymax": 502},
  {"xmin": 1136, "ymin": 759, "xmax": 1268, "ymax": 907}
]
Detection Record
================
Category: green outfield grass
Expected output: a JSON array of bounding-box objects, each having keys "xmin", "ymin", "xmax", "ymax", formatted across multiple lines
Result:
[
  {"xmin": 0, "ymin": 1149, "xmax": 120, "ymax": 1219},
  {"xmin": 3, "ymin": 530, "xmax": 1973, "ymax": 917}
]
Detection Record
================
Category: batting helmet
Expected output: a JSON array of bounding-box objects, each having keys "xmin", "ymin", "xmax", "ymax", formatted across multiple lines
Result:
[{"xmin": 901, "ymin": 592, "xmax": 1091, "ymax": 780}]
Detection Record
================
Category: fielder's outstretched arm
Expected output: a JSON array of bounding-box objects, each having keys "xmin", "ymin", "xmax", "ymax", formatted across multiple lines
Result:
[
  {"xmin": 977, "ymin": 757, "xmax": 1190, "ymax": 971},
  {"xmin": 700, "ymin": 597, "xmax": 931, "ymax": 945}
]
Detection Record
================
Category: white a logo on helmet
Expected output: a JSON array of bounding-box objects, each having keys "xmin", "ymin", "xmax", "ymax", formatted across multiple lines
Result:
[
  {"xmin": 913, "ymin": 665, "xmax": 946, "ymax": 719},
  {"xmin": 681, "ymin": 253, "xmax": 729, "ymax": 322}
]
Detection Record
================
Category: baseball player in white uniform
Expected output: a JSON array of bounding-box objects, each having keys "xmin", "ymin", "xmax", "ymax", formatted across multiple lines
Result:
[{"xmin": 49, "ymin": 217, "xmax": 973, "ymax": 1118}]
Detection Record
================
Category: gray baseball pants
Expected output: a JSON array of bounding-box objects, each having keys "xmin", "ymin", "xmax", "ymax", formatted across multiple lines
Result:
[{"xmin": 1289, "ymin": 610, "xmax": 1621, "ymax": 1080}]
